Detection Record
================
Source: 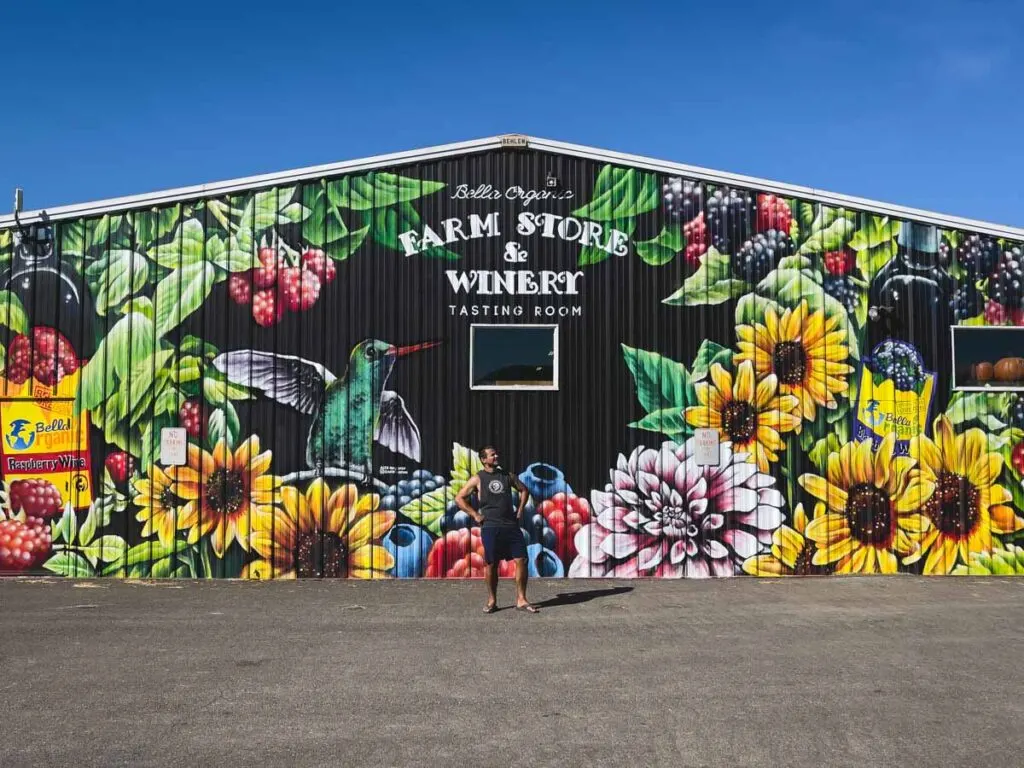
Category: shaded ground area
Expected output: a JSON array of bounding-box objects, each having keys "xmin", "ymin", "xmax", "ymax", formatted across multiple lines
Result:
[{"xmin": 3, "ymin": 576, "xmax": 1024, "ymax": 767}]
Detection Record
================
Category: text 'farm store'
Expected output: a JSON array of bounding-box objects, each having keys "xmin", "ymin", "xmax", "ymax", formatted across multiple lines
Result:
[{"xmin": 1, "ymin": 134, "xmax": 1023, "ymax": 580}]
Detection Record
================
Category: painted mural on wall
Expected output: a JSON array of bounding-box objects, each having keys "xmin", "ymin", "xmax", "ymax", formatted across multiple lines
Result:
[{"xmin": 1, "ymin": 152, "xmax": 1024, "ymax": 579}]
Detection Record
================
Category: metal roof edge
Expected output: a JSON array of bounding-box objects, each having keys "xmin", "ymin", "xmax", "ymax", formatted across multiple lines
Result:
[{"xmin": 2, "ymin": 133, "xmax": 1022, "ymax": 241}]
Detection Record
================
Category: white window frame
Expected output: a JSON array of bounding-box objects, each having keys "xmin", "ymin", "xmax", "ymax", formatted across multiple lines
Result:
[
  {"xmin": 469, "ymin": 324, "xmax": 559, "ymax": 391},
  {"xmin": 951, "ymin": 325, "xmax": 1024, "ymax": 392}
]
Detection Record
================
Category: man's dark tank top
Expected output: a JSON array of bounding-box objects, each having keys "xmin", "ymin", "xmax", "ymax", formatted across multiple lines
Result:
[{"xmin": 477, "ymin": 469, "xmax": 516, "ymax": 527}]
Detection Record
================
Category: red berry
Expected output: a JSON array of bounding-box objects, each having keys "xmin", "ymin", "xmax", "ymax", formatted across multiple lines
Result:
[
  {"xmin": 538, "ymin": 492, "xmax": 592, "ymax": 563},
  {"xmin": 252, "ymin": 289, "xmax": 284, "ymax": 327},
  {"xmin": 985, "ymin": 300, "xmax": 1009, "ymax": 325},
  {"xmin": 0, "ymin": 517, "xmax": 51, "ymax": 571},
  {"xmin": 684, "ymin": 242, "xmax": 705, "ymax": 268},
  {"xmin": 179, "ymin": 399, "xmax": 205, "ymax": 439},
  {"xmin": 301, "ymin": 249, "xmax": 336, "ymax": 284},
  {"xmin": 252, "ymin": 247, "xmax": 280, "ymax": 289},
  {"xmin": 228, "ymin": 273, "xmax": 253, "ymax": 305},
  {"xmin": 8, "ymin": 478, "xmax": 64, "ymax": 521},
  {"xmin": 756, "ymin": 194, "xmax": 793, "ymax": 234},
  {"xmin": 6, "ymin": 327, "xmax": 77, "ymax": 386},
  {"xmin": 1012, "ymin": 444, "xmax": 1024, "ymax": 476},
  {"xmin": 1010, "ymin": 309, "xmax": 1024, "ymax": 327},
  {"xmin": 104, "ymin": 452, "xmax": 135, "ymax": 484},
  {"xmin": 278, "ymin": 267, "xmax": 321, "ymax": 312},
  {"xmin": 824, "ymin": 250, "xmax": 855, "ymax": 276}
]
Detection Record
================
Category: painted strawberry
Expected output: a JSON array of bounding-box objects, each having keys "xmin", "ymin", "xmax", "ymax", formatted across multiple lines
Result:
[{"xmin": 104, "ymin": 452, "xmax": 135, "ymax": 484}]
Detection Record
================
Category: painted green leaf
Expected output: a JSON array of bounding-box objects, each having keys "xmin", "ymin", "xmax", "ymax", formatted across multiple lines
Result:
[
  {"xmin": 395, "ymin": 174, "xmax": 446, "ymax": 201},
  {"xmin": 735, "ymin": 294, "xmax": 778, "ymax": 327},
  {"xmin": 253, "ymin": 187, "xmax": 298, "ymax": 230},
  {"xmin": 451, "ymin": 442, "xmax": 484, "ymax": 484},
  {"xmin": 78, "ymin": 503, "xmax": 99, "ymax": 547},
  {"xmin": 280, "ymin": 203, "xmax": 308, "ymax": 223},
  {"xmin": 126, "ymin": 349, "xmax": 176, "ymax": 423},
  {"xmin": 797, "ymin": 218, "xmax": 856, "ymax": 255},
  {"xmin": 203, "ymin": 371, "xmax": 251, "ymax": 402},
  {"xmin": 621, "ymin": 344, "xmax": 693, "ymax": 414},
  {"xmin": 154, "ymin": 261, "xmax": 216, "ymax": 338},
  {"xmin": 56, "ymin": 504, "xmax": 77, "ymax": 545},
  {"xmin": 946, "ymin": 391, "xmax": 1011, "ymax": 427},
  {"xmin": 325, "ymin": 211, "xmax": 371, "ymax": 262},
  {"xmin": 152, "ymin": 218, "xmax": 205, "ymax": 269},
  {"xmin": 120, "ymin": 296, "xmax": 155, "ymax": 320},
  {"xmin": 572, "ymin": 166, "xmax": 659, "ymax": 221},
  {"xmin": 85, "ymin": 250, "xmax": 150, "ymax": 315},
  {"xmin": 691, "ymin": 340, "xmax": 729, "ymax": 382},
  {"xmin": 400, "ymin": 488, "xmax": 447, "ymax": 536},
  {"xmin": 797, "ymin": 202, "xmax": 816, "ymax": 235},
  {"xmin": 662, "ymin": 248, "xmax": 749, "ymax": 306},
  {"xmin": 636, "ymin": 224, "xmax": 683, "ymax": 267},
  {"xmin": 375, "ymin": 203, "xmax": 458, "ymax": 259},
  {"xmin": 172, "ymin": 356, "xmax": 203, "ymax": 385},
  {"xmin": 60, "ymin": 220, "xmax": 87, "ymax": 257},
  {"xmin": 0, "ymin": 290, "xmax": 28, "ymax": 334},
  {"xmin": 77, "ymin": 313, "xmax": 156, "ymax": 413},
  {"xmin": 43, "ymin": 551, "xmax": 93, "ymax": 577},
  {"xmin": 629, "ymin": 408, "xmax": 688, "ymax": 437},
  {"xmin": 81, "ymin": 535, "xmax": 128, "ymax": 567}
]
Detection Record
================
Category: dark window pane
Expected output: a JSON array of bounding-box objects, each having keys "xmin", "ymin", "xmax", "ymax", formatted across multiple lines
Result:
[{"xmin": 471, "ymin": 325, "xmax": 557, "ymax": 388}]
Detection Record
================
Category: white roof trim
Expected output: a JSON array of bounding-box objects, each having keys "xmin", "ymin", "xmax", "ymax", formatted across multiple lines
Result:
[{"xmin": 2, "ymin": 134, "xmax": 1022, "ymax": 240}]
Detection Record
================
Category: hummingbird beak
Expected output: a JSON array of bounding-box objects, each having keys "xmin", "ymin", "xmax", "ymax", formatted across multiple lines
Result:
[{"xmin": 393, "ymin": 341, "xmax": 441, "ymax": 358}]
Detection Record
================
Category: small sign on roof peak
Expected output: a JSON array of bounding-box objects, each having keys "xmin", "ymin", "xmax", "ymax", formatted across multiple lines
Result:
[{"xmin": 500, "ymin": 134, "xmax": 529, "ymax": 149}]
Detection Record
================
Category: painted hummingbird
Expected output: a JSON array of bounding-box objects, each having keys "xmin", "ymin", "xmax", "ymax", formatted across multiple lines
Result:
[{"xmin": 212, "ymin": 338, "xmax": 439, "ymax": 477}]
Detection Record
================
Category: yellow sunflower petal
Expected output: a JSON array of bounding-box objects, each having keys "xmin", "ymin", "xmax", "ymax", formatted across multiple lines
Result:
[
  {"xmin": 799, "ymin": 474, "xmax": 849, "ymax": 512},
  {"xmin": 877, "ymin": 549, "xmax": 898, "ymax": 574},
  {"xmin": 754, "ymin": 375, "xmax": 778, "ymax": 409},
  {"xmin": 909, "ymin": 435, "xmax": 942, "ymax": 479},
  {"xmin": 742, "ymin": 554, "xmax": 788, "ymax": 576},
  {"xmin": 805, "ymin": 513, "xmax": 852, "ymax": 546},
  {"xmin": 811, "ymin": 535, "xmax": 855, "ymax": 565},
  {"xmin": 967, "ymin": 453, "xmax": 1002, "ymax": 489},
  {"xmin": 350, "ymin": 543, "xmax": 395, "ymax": 572},
  {"xmin": 764, "ymin": 306, "xmax": 781, "ymax": 343},
  {"xmin": 709, "ymin": 363, "xmax": 732, "ymax": 399},
  {"xmin": 734, "ymin": 361, "xmax": 755, "ymax": 403},
  {"xmin": 794, "ymin": 504, "xmax": 809, "ymax": 534},
  {"xmin": 934, "ymin": 416, "xmax": 955, "ymax": 468},
  {"xmin": 959, "ymin": 429, "xmax": 987, "ymax": 477}
]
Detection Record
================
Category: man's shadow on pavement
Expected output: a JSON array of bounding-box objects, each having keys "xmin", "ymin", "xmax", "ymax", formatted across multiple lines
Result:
[{"xmin": 536, "ymin": 586, "xmax": 633, "ymax": 609}]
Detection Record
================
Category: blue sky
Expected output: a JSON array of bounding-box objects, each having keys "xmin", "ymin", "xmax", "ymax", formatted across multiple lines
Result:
[{"xmin": 3, "ymin": 0, "xmax": 1022, "ymax": 226}]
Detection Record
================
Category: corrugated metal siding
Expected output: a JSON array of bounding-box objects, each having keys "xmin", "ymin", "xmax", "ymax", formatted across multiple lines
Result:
[{"xmin": 0, "ymin": 146, "xmax": 1020, "ymax": 579}]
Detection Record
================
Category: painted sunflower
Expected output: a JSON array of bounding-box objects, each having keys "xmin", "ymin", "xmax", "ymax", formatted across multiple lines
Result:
[
  {"xmin": 133, "ymin": 464, "xmax": 199, "ymax": 547},
  {"xmin": 742, "ymin": 502, "xmax": 825, "ymax": 577},
  {"xmin": 684, "ymin": 360, "xmax": 801, "ymax": 472},
  {"xmin": 904, "ymin": 415, "xmax": 1024, "ymax": 575},
  {"xmin": 171, "ymin": 436, "xmax": 281, "ymax": 557},
  {"xmin": 248, "ymin": 479, "xmax": 395, "ymax": 579},
  {"xmin": 798, "ymin": 433, "xmax": 934, "ymax": 574},
  {"xmin": 735, "ymin": 300, "xmax": 853, "ymax": 423}
]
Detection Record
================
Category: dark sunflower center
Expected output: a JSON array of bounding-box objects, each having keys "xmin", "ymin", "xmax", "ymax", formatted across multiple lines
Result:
[
  {"xmin": 791, "ymin": 545, "xmax": 816, "ymax": 576},
  {"xmin": 296, "ymin": 532, "xmax": 348, "ymax": 578},
  {"xmin": 773, "ymin": 341, "xmax": 808, "ymax": 385},
  {"xmin": 923, "ymin": 471, "xmax": 980, "ymax": 538},
  {"xmin": 722, "ymin": 401, "xmax": 757, "ymax": 443},
  {"xmin": 159, "ymin": 487, "xmax": 180, "ymax": 509},
  {"xmin": 845, "ymin": 483, "xmax": 893, "ymax": 546},
  {"xmin": 205, "ymin": 468, "xmax": 245, "ymax": 514}
]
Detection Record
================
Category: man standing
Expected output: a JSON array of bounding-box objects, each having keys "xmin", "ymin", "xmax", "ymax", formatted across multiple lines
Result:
[{"xmin": 455, "ymin": 446, "xmax": 539, "ymax": 614}]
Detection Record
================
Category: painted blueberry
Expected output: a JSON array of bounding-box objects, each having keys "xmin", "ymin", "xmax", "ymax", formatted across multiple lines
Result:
[{"xmin": 383, "ymin": 524, "xmax": 434, "ymax": 578}]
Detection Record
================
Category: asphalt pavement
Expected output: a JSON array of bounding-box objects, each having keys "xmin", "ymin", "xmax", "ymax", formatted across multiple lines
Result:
[{"xmin": 2, "ymin": 575, "xmax": 1023, "ymax": 767}]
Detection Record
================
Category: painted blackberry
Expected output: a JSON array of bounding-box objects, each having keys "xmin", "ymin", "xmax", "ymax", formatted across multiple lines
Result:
[
  {"xmin": 823, "ymin": 274, "xmax": 859, "ymax": 315},
  {"xmin": 1009, "ymin": 395, "xmax": 1024, "ymax": 429},
  {"xmin": 662, "ymin": 178, "xmax": 703, "ymax": 221},
  {"xmin": 871, "ymin": 340, "xmax": 925, "ymax": 391},
  {"xmin": 956, "ymin": 234, "xmax": 999, "ymax": 280},
  {"xmin": 731, "ymin": 229, "xmax": 791, "ymax": 282},
  {"xmin": 950, "ymin": 285, "xmax": 982, "ymax": 320},
  {"xmin": 989, "ymin": 247, "xmax": 1024, "ymax": 310},
  {"xmin": 705, "ymin": 187, "xmax": 754, "ymax": 255}
]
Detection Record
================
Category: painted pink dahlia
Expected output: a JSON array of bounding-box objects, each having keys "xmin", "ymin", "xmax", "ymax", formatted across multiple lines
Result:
[{"xmin": 568, "ymin": 438, "xmax": 785, "ymax": 578}]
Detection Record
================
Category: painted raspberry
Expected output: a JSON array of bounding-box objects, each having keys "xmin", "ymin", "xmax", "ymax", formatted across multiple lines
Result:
[
  {"xmin": 104, "ymin": 452, "xmax": 135, "ymax": 484},
  {"xmin": 6, "ymin": 327, "xmax": 78, "ymax": 386},
  {"xmin": 537, "ymin": 492, "xmax": 592, "ymax": 564},
  {"xmin": 683, "ymin": 214, "xmax": 707, "ymax": 267},
  {"xmin": 179, "ymin": 399, "xmax": 205, "ymax": 438},
  {"xmin": 985, "ymin": 299, "xmax": 1009, "ymax": 325},
  {"xmin": 425, "ymin": 528, "xmax": 516, "ymax": 578},
  {"xmin": 8, "ymin": 479, "xmax": 63, "ymax": 521},
  {"xmin": 301, "ymin": 249, "xmax": 336, "ymax": 284},
  {"xmin": 756, "ymin": 194, "xmax": 793, "ymax": 235},
  {"xmin": 0, "ymin": 517, "xmax": 51, "ymax": 571},
  {"xmin": 823, "ymin": 249, "xmax": 855, "ymax": 276},
  {"xmin": 252, "ymin": 289, "xmax": 284, "ymax": 327},
  {"xmin": 252, "ymin": 246, "xmax": 280, "ymax": 289},
  {"xmin": 227, "ymin": 273, "xmax": 252, "ymax": 305},
  {"xmin": 278, "ymin": 267, "xmax": 321, "ymax": 312}
]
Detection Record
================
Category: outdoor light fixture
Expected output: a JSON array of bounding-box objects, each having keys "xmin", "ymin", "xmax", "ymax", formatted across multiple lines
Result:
[{"xmin": 545, "ymin": 174, "xmax": 558, "ymax": 188}]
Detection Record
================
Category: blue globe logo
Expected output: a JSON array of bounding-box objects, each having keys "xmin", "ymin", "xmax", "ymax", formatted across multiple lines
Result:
[{"xmin": 5, "ymin": 419, "xmax": 35, "ymax": 451}]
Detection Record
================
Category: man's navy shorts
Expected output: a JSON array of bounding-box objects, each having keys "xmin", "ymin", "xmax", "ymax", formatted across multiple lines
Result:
[{"xmin": 481, "ymin": 526, "xmax": 527, "ymax": 564}]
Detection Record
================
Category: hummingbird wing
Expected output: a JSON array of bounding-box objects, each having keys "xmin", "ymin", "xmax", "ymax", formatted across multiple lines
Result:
[
  {"xmin": 374, "ymin": 390, "xmax": 421, "ymax": 462},
  {"xmin": 212, "ymin": 350, "xmax": 336, "ymax": 415}
]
